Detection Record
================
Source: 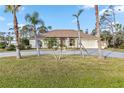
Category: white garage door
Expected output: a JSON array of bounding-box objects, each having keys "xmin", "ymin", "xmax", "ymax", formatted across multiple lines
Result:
[{"xmin": 81, "ymin": 40, "xmax": 98, "ymax": 48}]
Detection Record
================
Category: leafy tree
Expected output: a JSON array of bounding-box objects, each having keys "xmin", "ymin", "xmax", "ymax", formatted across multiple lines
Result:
[
  {"xmin": 6, "ymin": 32, "xmax": 14, "ymax": 46},
  {"xmin": 115, "ymin": 23, "xmax": 123, "ymax": 32},
  {"xmin": 100, "ymin": 30, "xmax": 113, "ymax": 47},
  {"xmin": 91, "ymin": 28, "xmax": 97, "ymax": 36},
  {"xmin": 100, "ymin": 5, "xmax": 122, "ymax": 48},
  {"xmin": 0, "ymin": 42, "xmax": 6, "ymax": 49},
  {"xmin": 44, "ymin": 38, "xmax": 58, "ymax": 49},
  {"xmin": 4, "ymin": 5, "xmax": 22, "ymax": 59},
  {"xmin": 44, "ymin": 37, "xmax": 62, "ymax": 61},
  {"xmin": 114, "ymin": 31, "xmax": 124, "ymax": 48},
  {"xmin": 0, "ymin": 32, "xmax": 6, "ymax": 41}
]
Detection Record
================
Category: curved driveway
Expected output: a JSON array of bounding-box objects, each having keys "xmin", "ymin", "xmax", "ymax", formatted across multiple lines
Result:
[{"xmin": 0, "ymin": 49, "xmax": 124, "ymax": 58}]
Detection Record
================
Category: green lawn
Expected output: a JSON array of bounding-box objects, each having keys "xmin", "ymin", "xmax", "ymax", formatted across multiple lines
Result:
[
  {"xmin": 107, "ymin": 48, "xmax": 124, "ymax": 52},
  {"xmin": 0, "ymin": 55, "xmax": 124, "ymax": 88}
]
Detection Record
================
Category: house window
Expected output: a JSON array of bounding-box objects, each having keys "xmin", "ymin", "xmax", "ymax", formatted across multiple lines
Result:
[{"xmin": 69, "ymin": 38, "xmax": 75, "ymax": 46}]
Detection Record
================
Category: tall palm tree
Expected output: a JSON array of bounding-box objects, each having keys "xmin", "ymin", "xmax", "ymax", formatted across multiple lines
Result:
[
  {"xmin": 95, "ymin": 5, "xmax": 102, "ymax": 58},
  {"xmin": 25, "ymin": 12, "xmax": 44, "ymax": 56},
  {"xmin": 4, "ymin": 5, "xmax": 21, "ymax": 59},
  {"xmin": 73, "ymin": 9, "xmax": 83, "ymax": 55}
]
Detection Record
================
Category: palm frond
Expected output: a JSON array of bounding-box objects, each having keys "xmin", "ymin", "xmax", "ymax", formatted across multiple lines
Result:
[
  {"xmin": 37, "ymin": 19, "xmax": 44, "ymax": 25},
  {"xmin": 72, "ymin": 14, "xmax": 78, "ymax": 18},
  {"xmin": 15, "ymin": 5, "xmax": 21, "ymax": 12},
  {"xmin": 78, "ymin": 9, "xmax": 84, "ymax": 16},
  {"xmin": 4, "ymin": 5, "xmax": 14, "ymax": 13},
  {"xmin": 25, "ymin": 14, "xmax": 32, "ymax": 22},
  {"xmin": 32, "ymin": 12, "xmax": 39, "ymax": 18}
]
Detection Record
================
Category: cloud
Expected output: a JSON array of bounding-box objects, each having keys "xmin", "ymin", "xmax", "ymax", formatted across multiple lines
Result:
[
  {"xmin": 20, "ymin": 7, "xmax": 25, "ymax": 11},
  {"xmin": 7, "ymin": 22, "xmax": 13, "ymax": 26},
  {"xmin": 72, "ymin": 19, "xmax": 77, "ymax": 24},
  {"xmin": 78, "ymin": 5, "xmax": 94, "ymax": 10},
  {"xmin": 83, "ymin": 5, "xmax": 94, "ymax": 9},
  {"xmin": 99, "ymin": 8, "xmax": 108, "ymax": 16},
  {"xmin": 0, "ymin": 16, "xmax": 5, "ymax": 21},
  {"xmin": 18, "ymin": 6, "xmax": 25, "ymax": 14},
  {"xmin": 99, "ymin": 5, "xmax": 124, "ymax": 16},
  {"xmin": 7, "ymin": 22, "xmax": 26, "ymax": 28},
  {"xmin": 114, "ymin": 5, "xmax": 124, "ymax": 13},
  {"xmin": 18, "ymin": 23, "xmax": 26, "ymax": 27}
]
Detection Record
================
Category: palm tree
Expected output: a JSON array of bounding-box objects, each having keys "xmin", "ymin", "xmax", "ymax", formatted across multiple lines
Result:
[
  {"xmin": 4, "ymin": 5, "xmax": 21, "ymax": 59},
  {"xmin": 38, "ymin": 25, "xmax": 52, "ymax": 33},
  {"xmin": 25, "ymin": 12, "xmax": 44, "ymax": 56},
  {"xmin": 73, "ymin": 9, "xmax": 83, "ymax": 55},
  {"xmin": 95, "ymin": 5, "xmax": 102, "ymax": 58}
]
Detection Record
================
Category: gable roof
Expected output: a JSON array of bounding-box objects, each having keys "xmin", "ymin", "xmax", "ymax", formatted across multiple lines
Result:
[{"xmin": 41, "ymin": 29, "xmax": 97, "ymax": 40}]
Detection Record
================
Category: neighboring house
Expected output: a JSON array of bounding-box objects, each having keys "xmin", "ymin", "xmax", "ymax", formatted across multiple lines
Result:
[{"xmin": 30, "ymin": 29, "xmax": 107, "ymax": 49}]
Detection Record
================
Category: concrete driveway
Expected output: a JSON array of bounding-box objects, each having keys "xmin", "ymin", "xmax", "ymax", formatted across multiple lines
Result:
[{"xmin": 0, "ymin": 49, "xmax": 124, "ymax": 58}]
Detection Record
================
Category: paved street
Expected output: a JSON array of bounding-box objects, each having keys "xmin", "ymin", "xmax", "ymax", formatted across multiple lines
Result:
[{"xmin": 0, "ymin": 49, "xmax": 124, "ymax": 58}]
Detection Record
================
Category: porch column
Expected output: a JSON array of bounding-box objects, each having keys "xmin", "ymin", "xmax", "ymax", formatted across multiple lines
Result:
[{"xmin": 66, "ymin": 37, "xmax": 70, "ymax": 48}]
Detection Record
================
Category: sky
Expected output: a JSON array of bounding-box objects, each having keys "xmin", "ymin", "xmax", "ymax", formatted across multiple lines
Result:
[{"xmin": 1, "ymin": 5, "xmax": 124, "ymax": 33}]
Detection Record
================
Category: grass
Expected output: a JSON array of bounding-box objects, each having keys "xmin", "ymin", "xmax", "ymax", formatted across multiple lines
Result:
[
  {"xmin": 0, "ymin": 49, "xmax": 7, "ymax": 52},
  {"xmin": 0, "ymin": 55, "xmax": 124, "ymax": 88},
  {"xmin": 106, "ymin": 48, "xmax": 124, "ymax": 52}
]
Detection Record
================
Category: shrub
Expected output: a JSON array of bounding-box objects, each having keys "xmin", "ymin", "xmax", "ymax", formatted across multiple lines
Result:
[
  {"xmin": 25, "ymin": 45, "xmax": 31, "ymax": 50},
  {"xmin": 119, "ymin": 43, "xmax": 124, "ymax": 49},
  {"xmin": 44, "ymin": 38, "xmax": 58, "ymax": 49},
  {"xmin": 21, "ymin": 38, "xmax": 29, "ymax": 45},
  {"xmin": 6, "ymin": 44, "xmax": 15, "ymax": 51},
  {"xmin": 0, "ymin": 42, "xmax": 6, "ymax": 49},
  {"xmin": 19, "ymin": 44, "xmax": 25, "ymax": 50}
]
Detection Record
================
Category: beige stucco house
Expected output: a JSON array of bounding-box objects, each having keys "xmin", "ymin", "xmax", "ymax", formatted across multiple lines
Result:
[{"xmin": 30, "ymin": 29, "xmax": 107, "ymax": 49}]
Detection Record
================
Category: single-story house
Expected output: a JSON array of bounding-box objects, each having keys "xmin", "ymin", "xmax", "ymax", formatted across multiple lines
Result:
[{"xmin": 30, "ymin": 29, "xmax": 107, "ymax": 49}]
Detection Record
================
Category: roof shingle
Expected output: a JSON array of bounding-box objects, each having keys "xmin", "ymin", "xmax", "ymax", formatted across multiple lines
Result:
[{"xmin": 42, "ymin": 29, "xmax": 97, "ymax": 40}]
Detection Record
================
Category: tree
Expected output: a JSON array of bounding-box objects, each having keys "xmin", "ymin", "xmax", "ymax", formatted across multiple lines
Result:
[
  {"xmin": 95, "ymin": 5, "xmax": 102, "ymax": 58},
  {"xmin": 85, "ymin": 29, "xmax": 88, "ymax": 34},
  {"xmin": 73, "ymin": 9, "xmax": 84, "ymax": 55},
  {"xmin": 100, "ymin": 9, "xmax": 115, "ymax": 47},
  {"xmin": 4, "ymin": 5, "xmax": 21, "ymax": 59},
  {"xmin": 44, "ymin": 37, "xmax": 62, "ymax": 62},
  {"xmin": 114, "ymin": 31, "xmax": 124, "ymax": 48},
  {"xmin": 100, "ymin": 30, "xmax": 113, "ymax": 47},
  {"xmin": 115, "ymin": 23, "xmax": 123, "ymax": 32},
  {"xmin": 0, "ymin": 32, "xmax": 6, "ymax": 41},
  {"xmin": 19, "ymin": 25, "xmax": 31, "ymax": 39},
  {"xmin": 6, "ymin": 32, "xmax": 14, "ymax": 46},
  {"xmin": 100, "ymin": 5, "xmax": 122, "ymax": 48},
  {"xmin": 38, "ymin": 25, "xmax": 52, "ymax": 33},
  {"xmin": 25, "ymin": 12, "xmax": 44, "ymax": 56},
  {"xmin": 91, "ymin": 28, "xmax": 97, "ymax": 36}
]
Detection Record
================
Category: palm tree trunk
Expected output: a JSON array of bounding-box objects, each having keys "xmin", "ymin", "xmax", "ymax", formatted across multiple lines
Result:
[
  {"xmin": 34, "ymin": 31, "xmax": 40, "ymax": 56},
  {"xmin": 77, "ymin": 18, "xmax": 82, "ymax": 55},
  {"xmin": 95, "ymin": 5, "xmax": 102, "ymax": 58},
  {"xmin": 14, "ymin": 10, "xmax": 21, "ymax": 59}
]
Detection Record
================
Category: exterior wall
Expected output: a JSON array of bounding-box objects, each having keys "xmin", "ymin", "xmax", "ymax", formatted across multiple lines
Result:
[
  {"xmin": 81, "ymin": 39, "xmax": 98, "ymax": 48},
  {"xmin": 101, "ymin": 42, "xmax": 107, "ymax": 49},
  {"xmin": 30, "ymin": 38, "xmax": 107, "ymax": 49},
  {"xmin": 41, "ymin": 39, "xmax": 47, "ymax": 48},
  {"xmin": 30, "ymin": 40, "xmax": 35, "ymax": 48},
  {"xmin": 66, "ymin": 38, "xmax": 77, "ymax": 48}
]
